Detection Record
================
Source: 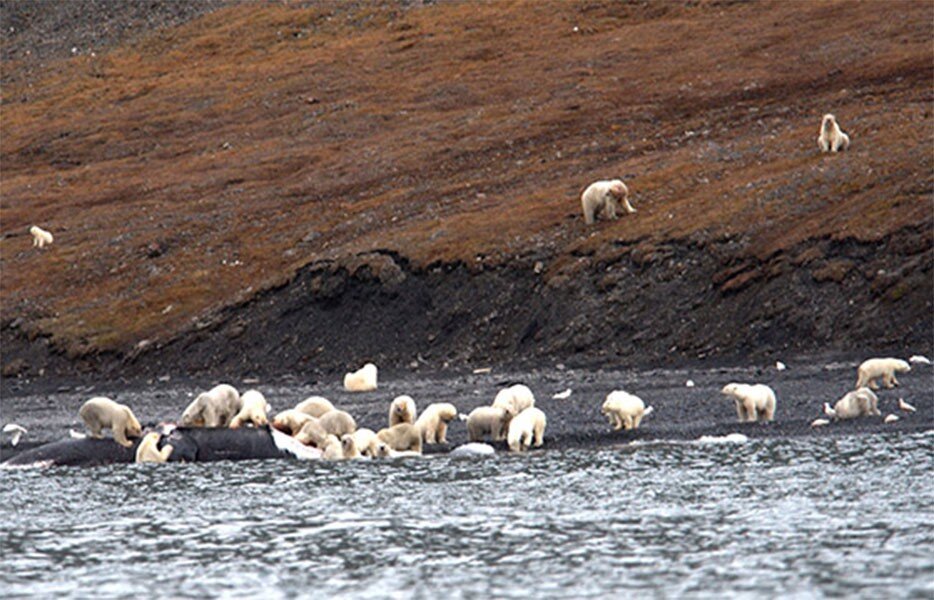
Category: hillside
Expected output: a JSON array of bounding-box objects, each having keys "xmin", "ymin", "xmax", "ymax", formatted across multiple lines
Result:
[{"xmin": 1, "ymin": 0, "xmax": 931, "ymax": 379}]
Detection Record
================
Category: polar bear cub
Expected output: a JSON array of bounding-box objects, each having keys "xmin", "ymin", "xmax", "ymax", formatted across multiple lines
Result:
[
  {"xmin": 467, "ymin": 406, "xmax": 513, "ymax": 442},
  {"xmin": 79, "ymin": 397, "xmax": 143, "ymax": 447},
  {"xmin": 855, "ymin": 358, "xmax": 910, "ymax": 390},
  {"xmin": 294, "ymin": 396, "xmax": 335, "ymax": 418},
  {"xmin": 507, "ymin": 407, "xmax": 547, "ymax": 452},
  {"xmin": 135, "ymin": 431, "xmax": 173, "ymax": 463},
  {"xmin": 389, "ymin": 395, "xmax": 417, "ymax": 427},
  {"xmin": 825, "ymin": 387, "xmax": 880, "ymax": 419},
  {"xmin": 29, "ymin": 225, "xmax": 54, "ymax": 248},
  {"xmin": 492, "ymin": 384, "xmax": 535, "ymax": 415},
  {"xmin": 601, "ymin": 391, "xmax": 653, "ymax": 430},
  {"xmin": 344, "ymin": 363, "xmax": 378, "ymax": 392},
  {"xmin": 818, "ymin": 113, "xmax": 850, "ymax": 152},
  {"xmin": 180, "ymin": 384, "xmax": 242, "ymax": 427},
  {"xmin": 229, "ymin": 389, "xmax": 270, "ymax": 429},
  {"xmin": 414, "ymin": 402, "xmax": 458, "ymax": 444},
  {"xmin": 721, "ymin": 383, "xmax": 776, "ymax": 422},
  {"xmin": 580, "ymin": 179, "xmax": 635, "ymax": 225}
]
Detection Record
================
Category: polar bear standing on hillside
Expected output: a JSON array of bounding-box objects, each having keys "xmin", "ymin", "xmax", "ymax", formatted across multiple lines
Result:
[
  {"xmin": 721, "ymin": 383, "xmax": 776, "ymax": 422},
  {"xmin": 580, "ymin": 179, "xmax": 635, "ymax": 225},
  {"xmin": 817, "ymin": 114, "xmax": 850, "ymax": 152},
  {"xmin": 29, "ymin": 225, "xmax": 54, "ymax": 248},
  {"xmin": 855, "ymin": 358, "xmax": 910, "ymax": 390}
]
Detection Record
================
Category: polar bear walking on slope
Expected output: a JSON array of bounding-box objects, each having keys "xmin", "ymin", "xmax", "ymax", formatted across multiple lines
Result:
[
  {"xmin": 818, "ymin": 114, "xmax": 850, "ymax": 153},
  {"xmin": 580, "ymin": 179, "xmax": 635, "ymax": 225},
  {"xmin": 29, "ymin": 225, "xmax": 54, "ymax": 248},
  {"xmin": 855, "ymin": 358, "xmax": 910, "ymax": 390},
  {"xmin": 721, "ymin": 383, "xmax": 776, "ymax": 422}
]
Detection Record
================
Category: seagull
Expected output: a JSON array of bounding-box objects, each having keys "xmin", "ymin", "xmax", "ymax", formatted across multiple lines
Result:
[
  {"xmin": 897, "ymin": 398, "xmax": 916, "ymax": 413},
  {"xmin": 810, "ymin": 418, "xmax": 830, "ymax": 428},
  {"xmin": 552, "ymin": 389, "xmax": 572, "ymax": 400},
  {"xmin": 909, "ymin": 355, "xmax": 931, "ymax": 365},
  {"xmin": 823, "ymin": 403, "xmax": 837, "ymax": 418},
  {"xmin": 457, "ymin": 413, "xmax": 470, "ymax": 422},
  {"xmin": 2, "ymin": 423, "xmax": 27, "ymax": 446},
  {"xmin": 685, "ymin": 380, "xmax": 695, "ymax": 388},
  {"xmin": 884, "ymin": 414, "xmax": 899, "ymax": 424},
  {"xmin": 775, "ymin": 361, "xmax": 787, "ymax": 371}
]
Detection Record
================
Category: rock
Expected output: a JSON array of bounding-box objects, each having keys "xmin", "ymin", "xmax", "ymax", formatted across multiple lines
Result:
[{"xmin": 2, "ymin": 358, "xmax": 29, "ymax": 377}]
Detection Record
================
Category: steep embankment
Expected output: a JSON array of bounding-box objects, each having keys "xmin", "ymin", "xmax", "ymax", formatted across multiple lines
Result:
[{"xmin": 1, "ymin": 0, "xmax": 931, "ymax": 378}]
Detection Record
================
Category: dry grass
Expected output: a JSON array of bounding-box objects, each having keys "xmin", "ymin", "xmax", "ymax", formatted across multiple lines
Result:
[{"xmin": 1, "ymin": 0, "xmax": 931, "ymax": 355}]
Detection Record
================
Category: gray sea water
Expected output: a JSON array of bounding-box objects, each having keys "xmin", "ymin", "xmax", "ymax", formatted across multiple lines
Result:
[{"xmin": 2, "ymin": 433, "xmax": 932, "ymax": 598}]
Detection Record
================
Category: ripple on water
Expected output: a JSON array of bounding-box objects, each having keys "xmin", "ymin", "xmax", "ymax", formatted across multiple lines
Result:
[{"xmin": 1, "ymin": 433, "xmax": 932, "ymax": 598}]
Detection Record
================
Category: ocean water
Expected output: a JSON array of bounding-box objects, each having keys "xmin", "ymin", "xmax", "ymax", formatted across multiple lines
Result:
[{"xmin": 2, "ymin": 432, "xmax": 932, "ymax": 598}]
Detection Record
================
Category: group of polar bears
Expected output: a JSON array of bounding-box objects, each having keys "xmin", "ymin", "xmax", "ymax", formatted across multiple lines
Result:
[
  {"xmin": 580, "ymin": 114, "xmax": 850, "ymax": 224},
  {"xmin": 76, "ymin": 379, "xmax": 551, "ymax": 464}
]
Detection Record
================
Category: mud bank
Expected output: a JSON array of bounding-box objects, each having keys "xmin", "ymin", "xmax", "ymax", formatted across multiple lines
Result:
[{"xmin": 2, "ymin": 225, "xmax": 931, "ymax": 382}]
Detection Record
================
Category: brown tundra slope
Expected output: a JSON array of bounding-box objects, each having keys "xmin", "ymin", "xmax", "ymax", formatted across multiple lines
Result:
[{"xmin": 1, "ymin": 0, "xmax": 931, "ymax": 379}]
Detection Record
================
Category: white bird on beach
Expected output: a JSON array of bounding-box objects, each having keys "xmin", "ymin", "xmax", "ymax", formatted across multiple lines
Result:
[
  {"xmin": 909, "ymin": 355, "xmax": 931, "ymax": 365},
  {"xmin": 884, "ymin": 414, "xmax": 899, "ymax": 424},
  {"xmin": 823, "ymin": 403, "xmax": 837, "ymax": 418},
  {"xmin": 3, "ymin": 424, "xmax": 27, "ymax": 446},
  {"xmin": 897, "ymin": 398, "xmax": 916, "ymax": 413},
  {"xmin": 775, "ymin": 361, "xmax": 787, "ymax": 371},
  {"xmin": 810, "ymin": 418, "xmax": 830, "ymax": 428},
  {"xmin": 552, "ymin": 389, "xmax": 572, "ymax": 400}
]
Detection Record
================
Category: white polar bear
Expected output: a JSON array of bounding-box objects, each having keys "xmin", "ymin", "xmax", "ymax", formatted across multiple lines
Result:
[
  {"xmin": 492, "ymin": 384, "xmax": 535, "ymax": 415},
  {"xmin": 79, "ymin": 397, "xmax": 144, "ymax": 447},
  {"xmin": 817, "ymin": 113, "xmax": 850, "ymax": 153},
  {"xmin": 855, "ymin": 358, "xmax": 910, "ymax": 390},
  {"xmin": 318, "ymin": 410, "xmax": 357, "ymax": 437},
  {"xmin": 507, "ymin": 407, "xmax": 547, "ymax": 452},
  {"xmin": 29, "ymin": 225, "xmax": 53, "ymax": 248},
  {"xmin": 350, "ymin": 428, "xmax": 379, "ymax": 457},
  {"xmin": 135, "ymin": 432, "xmax": 173, "ymax": 463},
  {"xmin": 721, "ymin": 383, "xmax": 776, "ymax": 422},
  {"xmin": 322, "ymin": 435, "xmax": 344, "ymax": 460},
  {"xmin": 271, "ymin": 409, "xmax": 313, "ymax": 435},
  {"xmin": 580, "ymin": 179, "xmax": 635, "ymax": 225},
  {"xmin": 229, "ymin": 389, "xmax": 270, "ymax": 429},
  {"xmin": 377, "ymin": 423, "xmax": 423, "ymax": 454},
  {"xmin": 344, "ymin": 363, "xmax": 378, "ymax": 392},
  {"xmin": 466, "ymin": 406, "xmax": 513, "ymax": 442},
  {"xmin": 601, "ymin": 391, "xmax": 653, "ymax": 430},
  {"xmin": 414, "ymin": 403, "xmax": 458, "ymax": 444},
  {"xmin": 180, "ymin": 384, "xmax": 242, "ymax": 427},
  {"xmin": 294, "ymin": 396, "xmax": 335, "ymax": 418},
  {"xmin": 824, "ymin": 387, "xmax": 880, "ymax": 420},
  {"xmin": 389, "ymin": 395, "xmax": 417, "ymax": 427}
]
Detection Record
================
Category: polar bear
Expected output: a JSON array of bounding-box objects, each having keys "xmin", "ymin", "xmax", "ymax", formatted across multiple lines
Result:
[
  {"xmin": 350, "ymin": 428, "xmax": 379, "ymax": 456},
  {"xmin": 340, "ymin": 434, "xmax": 362, "ymax": 459},
  {"xmin": 721, "ymin": 383, "xmax": 776, "ymax": 422},
  {"xmin": 467, "ymin": 406, "xmax": 514, "ymax": 442},
  {"xmin": 294, "ymin": 396, "xmax": 335, "ymax": 418},
  {"xmin": 580, "ymin": 179, "xmax": 635, "ymax": 225},
  {"xmin": 414, "ymin": 402, "xmax": 458, "ymax": 444},
  {"xmin": 507, "ymin": 407, "xmax": 547, "ymax": 452},
  {"xmin": 817, "ymin": 114, "xmax": 850, "ymax": 153},
  {"xmin": 377, "ymin": 423, "xmax": 423, "ymax": 454},
  {"xmin": 29, "ymin": 225, "xmax": 53, "ymax": 248},
  {"xmin": 824, "ymin": 387, "xmax": 880, "ymax": 419},
  {"xmin": 318, "ymin": 410, "xmax": 356, "ymax": 437},
  {"xmin": 492, "ymin": 384, "xmax": 535, "ymax": 415},
  {"xmin": 180, "ymin": 384, "xmax": 242, "ymax": 427},
  {"xmin": 855, "ymin": 358, "xmax": 911, "ymax": 390},
  {"xmin": 229, "ymin": 389, "xmax": 270, "ymax": 429},
  {"xmin": 79, "ymin": 397, "xmax": 143, "ymax": 447},
  {"xmin": 271, "ymin": 409, "xmax": 314, "ymax": 435},
  {"xmin": 322, "ymin": 435, "xmax": 344, "ymax": 460},
  {"xmin": 135, "ymin": 431, "xmax": 173, "ymax": 463},
  {"xmin": 388, "ymin": 395, "xmax": 417, "ymax": 427},
  {"xmin": 601, "ymin": 391, "xmax": 653, "ymax": 430},
  {"xmin": 294, "ymin": 418, "xmax": 329, "ymax": 447},
  {"xmin": 344, "ymin": 363, "xmax": 378, "ymax": 392}
]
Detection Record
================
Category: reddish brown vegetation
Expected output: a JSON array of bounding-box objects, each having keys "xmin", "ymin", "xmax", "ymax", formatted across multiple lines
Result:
[{"xmin": 1, "ymin": 0, "xmax": 931, "ymax": 359}]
